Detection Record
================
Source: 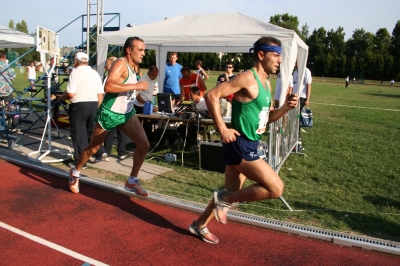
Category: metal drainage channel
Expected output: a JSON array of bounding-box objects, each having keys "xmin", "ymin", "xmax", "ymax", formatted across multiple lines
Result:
[{"xmin": 1, "ymin": 153, "xmax": 399, "ymax": 256}]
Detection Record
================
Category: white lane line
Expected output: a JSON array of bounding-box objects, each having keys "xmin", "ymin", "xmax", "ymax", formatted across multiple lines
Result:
[
  {"xmin": 313, "ymin": 102, "xmax": 400, "ymax": 112},
  {"xmin": 0, "ymin": 221, "xmax": 108, "ymax": 266}
]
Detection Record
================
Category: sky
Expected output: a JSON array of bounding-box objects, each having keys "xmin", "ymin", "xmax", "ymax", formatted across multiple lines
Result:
[{"xmin": 1, "ymin": 0, "xmax": 399, "ymax": 47}]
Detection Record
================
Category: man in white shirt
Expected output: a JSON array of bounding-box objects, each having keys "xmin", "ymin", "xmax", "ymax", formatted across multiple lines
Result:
[
  {"xmin": 292, "ymin": 61, "xmax": 312, "ymax": 150},
  {"xmin": 274, "ymin": 72, "xmax": 294, "ymax": 108},
  {"xmin": 292, "ymin": 61, "xmax": 312, "ymax": 111},
  {"xmin": 59, "ymin": 52, "xmax": 107, "ymax": 168},
  {"xmin": 216, "ymin": 62, "xmax": 236, "ymax": 117},
  {"xmin": 134, "ymin": 66, "xmax": 158, "ymax": 111},
  {"xmin": 134, "ymin": 65, "xmax": 159, "ymax": 139}
]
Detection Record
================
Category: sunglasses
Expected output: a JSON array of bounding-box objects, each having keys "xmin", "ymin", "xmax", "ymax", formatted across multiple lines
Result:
[{"xmin": 225, "ymin": 66, "xmax": 233, "ymax": 69}]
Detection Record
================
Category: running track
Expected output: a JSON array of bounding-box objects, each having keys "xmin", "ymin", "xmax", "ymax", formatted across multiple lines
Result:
[{"xmin": 1, "ymin": 160, "xmax": 399, "ymax": 265}]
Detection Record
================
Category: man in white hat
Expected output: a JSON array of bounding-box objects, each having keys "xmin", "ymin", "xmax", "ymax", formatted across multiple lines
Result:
[{"xmin": 59, "ymin": 52, "xmax": 107, "ymax": 169}]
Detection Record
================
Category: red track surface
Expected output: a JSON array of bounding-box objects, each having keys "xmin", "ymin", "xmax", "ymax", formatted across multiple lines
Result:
[{"xmin": 1, "ymin": 160, "xmax": 399, "ymax": 265}]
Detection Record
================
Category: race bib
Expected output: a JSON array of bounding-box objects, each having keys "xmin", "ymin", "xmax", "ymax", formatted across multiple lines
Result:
[{"xmin": 256, "ymin": 107, "xmax": 270, "ymax": 134}]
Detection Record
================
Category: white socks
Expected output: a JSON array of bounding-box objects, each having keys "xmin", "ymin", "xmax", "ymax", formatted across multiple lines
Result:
[
  {"xmin": 128, "ymin": 176, "xmax": 139, "ymax": 184},
  {"xmin": 72, "ymin": 168, "xmax": 80, "ymax": 177}
]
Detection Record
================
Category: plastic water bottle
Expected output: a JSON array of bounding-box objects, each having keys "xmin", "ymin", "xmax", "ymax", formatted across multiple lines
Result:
[{"xmin": 16, "ymin": 104, "xmax": 20, "ymax": 113}]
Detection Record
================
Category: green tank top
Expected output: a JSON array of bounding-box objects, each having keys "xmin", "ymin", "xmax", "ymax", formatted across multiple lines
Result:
[
  {"xmin": 231, "ymin": 68, "xmax": 271, "ymax": 140},
  {"xmin": 101, "ymin": 58, "xmax": 137, "ymax": 114}
]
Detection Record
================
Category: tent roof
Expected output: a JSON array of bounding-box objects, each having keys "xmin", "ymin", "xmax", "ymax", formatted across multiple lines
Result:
[
  {"xmin": 97, "ymin": 12, "xmax": 308, "ymax": 101},
  {"xmin": 0, "ymin": 25, "xmax": 36, "ymax": 48},
  {"xmin": 98, "ymin": 12, "xmax": 307, "ymax": 51}
]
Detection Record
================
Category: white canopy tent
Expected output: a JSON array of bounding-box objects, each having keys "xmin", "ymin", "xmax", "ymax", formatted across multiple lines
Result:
[
  {"xmin": 0, "ymin": 25, "xmax": 36, "ymax": 49},
  {"xmin": 97, "ymin": 12, "xmax": 308, "ymax": 104}
]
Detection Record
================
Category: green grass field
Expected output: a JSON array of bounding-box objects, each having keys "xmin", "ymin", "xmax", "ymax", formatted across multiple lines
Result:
[{"xmin": 10, "ymin": 70, "xmax": 400, "ymax": 243}]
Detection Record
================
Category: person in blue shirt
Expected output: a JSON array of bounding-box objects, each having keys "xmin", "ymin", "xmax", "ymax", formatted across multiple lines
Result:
[{"xmin": 163, "ymin": 52, "xmax": 182, "ymax": 105}]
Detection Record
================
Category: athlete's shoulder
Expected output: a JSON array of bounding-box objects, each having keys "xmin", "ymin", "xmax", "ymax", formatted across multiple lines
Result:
[{"xmin": 237, "ymin": 69, "xmax": 255, "ymax": 82}]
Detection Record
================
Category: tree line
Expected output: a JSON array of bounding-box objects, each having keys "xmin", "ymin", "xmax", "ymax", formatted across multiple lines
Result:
[
  {"xmin": 6, "ymin": 15, "xmax": 400, "ymax": 80},
  {"xmin": 141, "ymin": 14, "xmax": 400, "ymax": 81},
  {"xmin": 6, "ymin": 20, "xmax": 40, "ymax": 64}
]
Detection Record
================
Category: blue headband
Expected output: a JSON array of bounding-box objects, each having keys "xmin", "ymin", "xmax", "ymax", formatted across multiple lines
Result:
[{"xmin": 249, "ymin": 45, "xmax": 282, "ymax": 57}]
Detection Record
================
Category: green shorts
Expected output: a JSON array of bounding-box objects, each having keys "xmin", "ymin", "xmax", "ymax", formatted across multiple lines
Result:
[{"xmin": 96, "ymin": 106, "xmax": 136, "ymax": 131}]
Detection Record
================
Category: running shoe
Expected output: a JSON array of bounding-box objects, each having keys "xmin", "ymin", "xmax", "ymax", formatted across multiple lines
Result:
[
  {"xmin": 188, "ymin": 220, "xmax": 219, "ymax": 244},
  {"xmin": 124, "ymin": 180, "xmax": 149, "ymax": 197},
  {"xmin": 213, "ymin": 190, "xmax": 231, "ymax": 224},
  {"xmin": 69, "ymin": 168, "xmax": 80, "ymax": 194},
  {"xmin": 118, "ymin": 155, "xmax": 126, "ymax": 160}
]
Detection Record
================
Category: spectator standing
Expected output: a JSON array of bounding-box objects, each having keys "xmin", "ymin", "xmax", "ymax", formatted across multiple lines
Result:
[
  {"xmin": 216, "ymin": 62, "xmax": 235, "ymax": 86},
  {"xmin": 179, "ymin": 66, "xmax": 207, "ymax": 101},
  {"xmin": 293, "ymin": 61, "xmax": 312, "ymax": 150},
  {"xmin": 390, "ymin": 79, "xmax": 395, "ymax": 88},
  {"xmin": 195, "ymin": 60, "xmax": 209, "ymax": 81},
  {"xmin": 59, "ymin": 52, "xmax": 107, "ymax": 169},
  {"xmin": 163, "ymin": 52, "xmax": 182, "ymax": 104},
  {"xmin": 217, "ymin": 62, "xmax": 236, "ymax": 117},
  {"xmin": 24, "ymin": 61, "xmax": 40, "ymax": 90},
  {"xmin": 345, "ymin": 76, "xmax": 349, "ymax": 88},
  {"xmin": 293, "ymin": 61, "xmax": 312, "ymax": 112},
  {"xmin": 103, "ymin": 56, "xmax": 127, "ymax": 160},
  {"xmin": 274, "ymin": 72, "xmax": 293, "ymax": 108}
]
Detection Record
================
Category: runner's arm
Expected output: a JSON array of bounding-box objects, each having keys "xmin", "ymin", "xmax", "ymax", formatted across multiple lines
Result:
[
  {"xmin": 205, "ymin": 73, "xmax": 251, "ymax": 141},
  {"xmin": 201, "ymin": 69, "xmax": 209, "ymax": 81},
  {"xmin": 104, "ymin": 59, "xmax": 147, "ymax": 93},
  {"xmin": 268, "ymin": 94, "xmax": 298, "ymax": 123}
]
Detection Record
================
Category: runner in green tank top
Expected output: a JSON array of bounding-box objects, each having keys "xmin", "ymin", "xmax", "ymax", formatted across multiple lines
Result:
[
  {"xmin": 231, "ymin": 68, "xmax": 272, "ymax": 141},
  {"xmin": 189, "ymin": 36, "xmax": 299, "ymax": 244},
  {"xmin": 68, "ymin": 37, "xmax": 150, "ymax": 197}
]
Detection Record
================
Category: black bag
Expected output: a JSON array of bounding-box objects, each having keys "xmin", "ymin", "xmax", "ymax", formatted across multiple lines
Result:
[{"xmin": 300, "ymin": 108, "xmax": 313, "ymax": 127}]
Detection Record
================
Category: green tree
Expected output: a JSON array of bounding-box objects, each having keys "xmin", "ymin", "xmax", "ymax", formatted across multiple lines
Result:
[
  {"xmin": 326, "ymin": 27, "xmax": 346, "ymax": 76},
  {"xmin": 8, "ymin": 19, "xmax": 39, "ymax": 65},
  {"xmin": 307, "ymin": 27, "xmax": 328, "ymax": 76},
  {"xmin": 141, "ymin": 49, "xmax": 156, "ymax": 68},
  {"xmin": 15, "ymin": 20, "xmax": 29, "ymax": 33},
  {"xmin": 301, "ymin": 23, "xmax": 310, "ymax": 41},
  {"xmin": 390, "ymin": 20, "xmax": 400, "ymax": 79},
  {"xmin": 372, "ymin": 28, "xmax": 392, "ymax": 80},
  {"xmin": 345, "ymin": 28, "xmax": 374, "ymax": 78},
  {"xmin": 269, "ymin": 13, "xmax": 304, "ymax": 40}
]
